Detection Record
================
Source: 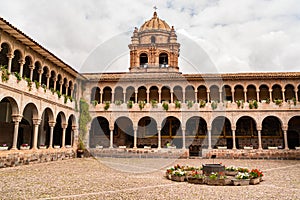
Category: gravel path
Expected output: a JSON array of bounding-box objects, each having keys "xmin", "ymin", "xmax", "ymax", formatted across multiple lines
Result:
[{"xmin": 0, "ymin": 158, "xmax": 299, "ymax": 199}]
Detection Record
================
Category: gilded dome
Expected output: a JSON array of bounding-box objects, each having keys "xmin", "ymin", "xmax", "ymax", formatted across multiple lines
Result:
[{"xmin": 140, "ymin": 12, "xmax": 171, "ymax": 32}]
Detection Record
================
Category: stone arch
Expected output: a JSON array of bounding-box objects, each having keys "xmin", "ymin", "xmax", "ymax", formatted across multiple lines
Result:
[
  {"xmin": 259, "ymin": 84, "xmax": 269, "ymax": 102},
  {"xmin": 261, "ymin": 116, "xmax": 283, "ymax": 148},
  {"xmin": 114, "ymin": 116, "xmax": 134, "ymax": 148},
  {"xmin": 287, "ymin": 116, "xmax": 300, "ymax": 149},
  {"xmin": 159, "ymin": 52, "xmax": 168, "ymax": 67},
  {"xmin": 186, "ymin": 116, "xmax": 207, "ymax": 137},
  {"xmin": 125, "ymin": 86, "xmax": 135, "ymax": 102},
  {"xmin": 68, "ymin": 80, "xmax": 73, "ymax": 97},
  {"xmin": 246, "ymin": 85, "xmax": 257, "ymax": 102},
  {"xmin": 114, "ymin": 86, "xmax": 123, "ymax": 102},
  {"xmin": 23, "ymin": 56, "xmax": 32, "ymax": 78},
  {"xmin": 11, "ymin": 49, "xmax": 22, "ymax": 73},
  {"xmin": 62, "ymin": 77, "xmax": 68, "ymax": 95},
  {"xmin": 236, "ymin": 116, "xmax": 258, "ymax": 149},
  {"xmin": 49, "ymin": 70, "xmax": 56, "ymax": 89},
  {"xmin": 161, "ymin": 86, "xmax": 171, "ymax": 103},
  {"xmin": 91, "ymin": 87, "xmax": 100, "ymax": 103},
  {"xmin": 33, "ymin": 61, "xmax": 41, "ymax": 82},
  {"xmin": 197, "ymin": 85, "xmax": 207, "ymax": 102},
  {"xmin": 53, "ymin": 111, "xmax": 66, "ymax": 148},
  {"xmin": 137, "ymin": 116, "xmax": 158, "ymax": 148},
  {"xmin": 284, "ymin": 84, "xmax": 295, "ymax": 101},
  {"xmin": 222, "ymin": 85, "xmax": 232, "ymax": 102},
  {"xmin": 65, "ymin": 114, "xmax": 76, "ymax": 146},
  {"xmin": 149, "ymin": 86, "xmax": 159, "ymax": 102},
  {"xmin": 161, "ymin": 116, "xmax": 182, "ymax": 148},
  {"xmin": 56, "ymin": 74, "xmax": 62, "ymax": 91},
  {"xmin": 211, "ymin": 116, "xmax": 232, "ymax": 148},
  {"xmin": 38, "ymin": 108, "xmax": 54, "ymax": 148},
  {"xmin": 185, "ymin": 85, "xmax": 195, "ymax": 102},
  {"xmin": 272, "ymin": 84, "xmax": 282, "ymax": 101},
  {"xmin": 41, "ymin": 66, "xmax": 49, "ymax": 87},
  {"xmin": 234, "ymin": 85, "xmax": 244, "ymax": 102},
  {"xmin": 103, "ymin": 86, "xmax": 112, "ymax": 102},
  {"xmin": 137, "ymin": 86, "xmax": 147, "ymax": 102},
  {"xmin": 89, "ymin": 116, "xmax": 110, "ymax": 148},
  {"xmin": 173, "ymin": 85, "xmax": 183, "ymax": 102},
  {"xmin": 0, "ymin": 43, "xmax": 10, "ymax": 66},
  {"xmin": 0, "ymin": 96, "xmax": 20, "ymax": 115},
  {"xmin": 210, "ymin": 85, "xmax": 219, "ymax": 102}
]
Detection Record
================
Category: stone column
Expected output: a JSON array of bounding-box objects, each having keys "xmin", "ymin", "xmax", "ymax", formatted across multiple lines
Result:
[
  {"xmin": 157, "ymin": 127, "xmax": 161, "ymax": 149},
  {"xmin": 46, "ymin": 74, "xmax": 50, "ymax": 88},
  {"xmin": 269, "ymin": 89, "xmax": 273, "ymax": 102},
  {"xmin": 32, "ymin": 118, "xmax": 41, "ymax": 149},
  {"xmin": 59, "ymin": 80, "xmax": 63, "ymax": 94},
  {"xmin": 182, "ymin": 127, "xmax": 186, "ymax": 149},
  {"xmin": 219, "ymin": 90, "xmax": 222, "ymax": 103},
  {"xmin": 256, "ymin": 90, "xmax": 260, "ymax": 102},
  {"xmin": 146, "ymin": 91, "xmax": 150, "ymax": 103},
  {"xmin": 65, "ymin": 83, "xmax": 69, "ymax": 96},
  {"xmin": 71, "ymin": 125, "xmax": 78, "ymax": 148},
  {"xmin": 195, "ymin": 91, "xmax": 198, "ymax": 103},
  {"xmin": 109, "ymin": 127, "xmax": 114, "ymax": 148},
  {"xmin": 11, "ymin": 115, "xmax": 22, "ymax": 150},
  {"xmin": 123, "ymin": 92, "xmax": 126, "ymax": 103},
  {"xmin": 111, "ymin": 92, "xmax": 115, "ymax": 103},
  {"xmin": 170, "ymin": 90, "xmax": 174, "ymax": 103},
  {"xmin": 296, "ymin": 89, "xmax": 299, "ymax": 102},
  {"xmin": 244, "ymin": 90, "xmax": 247, "ymax": 103},
  {"xmin": 38, "ymin": 67, "xmax": 43, "ymax": 84},
  {"xmin": 61, "ymin": 123, "xmax": 67, "ymax": 148},
  {"xmin": 282, "ymin": 89, "xmax": 285, "ymax": 102},
  {"xmin": 208, "ymin": 127, "xmax": 212, "ymax": 149},
  {"xmin": 158, "ymin": 90, "xmax": 161, "ymax": 103},
  {"xmin": 257, "ymin": 129, "xmax": 262, "ymax": 150},
  {"xmin": 19, "ymin": 59, "xmax": 25, "ymax": 77},
  {"xmin": 100, "ymin": 91, "xmax": 103, "ymax": 103},
  {"xmin": 7, "ymin": 53, "xmax": 14, "ymax": 73},
  {"xmin": 283, "ymin": 126, "xmax": 289, "ymax": 150},
  {"xmin": 231, "ymin": 90, "xmax": 235, "ymax": 103},
  {"xmin": 29, "ymin": 65, "xmax": 34, "ymax": 81},
  {"xmin": 133, "ymin": 127, "xmax": 137, "ymax": 148},
  {"xmin": 135, "ymin": 90, "xmax": 138, "ymax": 103},
  {"xmin": 232, "ymin": 128, "xmax": 236, "ymax": 149},
  {"xmin": 207, "ymin": 90, "xmax": 210, "ymax": 102},
  {"xmin": 48, "ymin": 121, "xmax": 56, "ymax": 148},
  {"xmin": 53, "ymin": 78, "xmax": 57, "ymax": 90},
  {"xmin": 182, "ymin": 91, "xmax": 185, "ymax": 103}
]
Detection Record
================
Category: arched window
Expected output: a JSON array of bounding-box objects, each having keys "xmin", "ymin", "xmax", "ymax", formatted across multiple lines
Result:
[
  {"xmin": 151, "ymin": 36, "xmax": 156, "ymax": 43},
  {"xmin": 139, "ymin": 53, "xmax": 148, "ymax": 68},
  {"xmin": 159, "ymin": 53, "xmax": 168, "ymax": 67}
]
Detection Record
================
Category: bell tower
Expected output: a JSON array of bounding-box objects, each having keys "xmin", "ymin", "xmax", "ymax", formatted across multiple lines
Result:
[{"xmin": 128, "ymin": 12, "xmax": 180, "ymax": 73}]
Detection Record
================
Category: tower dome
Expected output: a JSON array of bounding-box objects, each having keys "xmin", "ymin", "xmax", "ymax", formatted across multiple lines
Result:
[{"xmin": 139, "ymin": 12, "xmax": 171, "ymax": 32}]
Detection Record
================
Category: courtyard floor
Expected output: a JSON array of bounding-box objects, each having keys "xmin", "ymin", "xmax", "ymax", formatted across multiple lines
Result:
[{"xmin": 0, "ymin": 157, "xmax": 300, "ymax": 199}]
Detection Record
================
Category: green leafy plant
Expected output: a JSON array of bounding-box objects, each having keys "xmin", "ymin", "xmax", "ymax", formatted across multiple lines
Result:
[
  {"xmin": 104, "ymin": 101, "xmax": 110, "ymax": 110},
  {"xmin": 41, "ymin": 84, "xmax": 47, "ymax": 93},
  {"xmin": 199, "ymin": 100, "xmax": 206, "ymax": 108},
  {"xmin": 14, "ymin": 72, "xmax": 22, "ymax": 82},
  {"xmin": 266, "ymin": 98, "xmax": 270, "ymax": 104},
  {"xmin": 115, "ymin": 100, "xmax": 122, "ymax": 106},
  {"xmin": 1, "ymin": 65, "xmax": 10, "ymax": 82},
  {"xmin": 235, "ymin": 172, "xmax": 250, "ymax": 180},
  {"xmin": 50, "ymin": 87, "xmax": 55, "ymax": 95},
  {"xmin": 211, "ymin": 101, "xmax": 217, "ymax": 110},
  {"xmin": 78, "ymin": 98, "xmax": 91, "ymax": 150},
  {"xmin": 253, "ymin": 100, "xmax": 258, "ymax": 109},
  {"xmin": 127, "ymin": 100, "xmax": 133, "ymax": 109},
  {"xmin": 69, "ymin": 96, "xmax": 73, "ymax": 102},
  {"xmin": 162, "ymin": 101, "xmax": 169, "ymax": 111},
  {"xmin": 174, "ymin": 100, "xmax": 181, "ymax": 109},
  {"xmin": 63, "ymin": 94, "xmax": 69, "ymax": 104},
  {"xmin": 25, "ymin": 77, "xmax": 32, "ymax": 91},
  {"xmin": 91, "ymin": 100, "xmax": 98, "ymax": 107},
  {"xmin": 274, "ymin": 99, "xmax": 283, "ymax": 106},
  {"xmin": 186, "ymin": 100, "xmax": 193, "ymax": 109},
  {"xmin": 293, "ymin": 97, "xmax": 297, "ymax": 106},
  {"xmin": 56, "ymin": 90, "xmax": 62, "ymax": 98},
  {"xmin": 34, "ymin": 80, "xmax": 40, "ymax": 89},
  {"xmin": 151, "ymin": 99, "xmax": 158, "ymax": 108},
  {"xmin": 209, "ymin": 172, "xmax": 218, "ymax": 180},
  {"xmin": 138, "ymin": 100, "xmax": 146, "ymax": 110}
]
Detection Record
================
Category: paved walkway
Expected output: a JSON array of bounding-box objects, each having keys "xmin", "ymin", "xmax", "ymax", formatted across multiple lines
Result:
[{"xmin": 0, "ymin": 158, "xmax": 299, "ymax": 199}]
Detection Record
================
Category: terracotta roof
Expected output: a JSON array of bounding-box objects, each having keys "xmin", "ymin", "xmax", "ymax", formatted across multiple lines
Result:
[
  {"xmin": 0, "ymin": 17, "xmax": 86, "ymax": 80},
  {"xmin": 139, "ymin": 12, "xmax": 171, "ymax": 32}
]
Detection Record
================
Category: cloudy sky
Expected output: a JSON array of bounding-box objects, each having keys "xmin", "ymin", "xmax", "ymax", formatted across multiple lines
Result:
[{"xmin": 1, "ymin": 0, "xmax": 300, "ymax": 73}]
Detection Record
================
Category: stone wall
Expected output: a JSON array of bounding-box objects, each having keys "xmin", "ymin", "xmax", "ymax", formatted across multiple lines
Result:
[{"xmin": 0, "ymin": 149, "xmax": 76, "ymax": 168}]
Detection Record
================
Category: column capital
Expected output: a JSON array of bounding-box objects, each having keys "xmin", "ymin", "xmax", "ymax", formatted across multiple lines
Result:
[
  {"xmin": 61, "ymin": 123, "xmax": 68, "ymax": 129},
  {"xmin": 48, "ymin": 121, "xmax": 56, "ymax": 127},
  {"xmin": 19, "ymin": 59, "xmax": 25, "ymax": 65},
  {"xmin": 11, "ymin": 114, "xmax": 22, "ymax": 122},
  {"xmin": 7, "ymin": 53, "xmax": 14, "ymax": 59},
  {"xmin": 32, "ymin": 118, "xmax": 41, "ymax": 125},
  {"xmin": 282, "ymin": 125, "xmax": 288, "ymax": 131},
  {"xmin": 231, "ymin": 126, "xmax": 236, "ymax": 131},
  {"xmin": 72, "ymin": 125, "xmax": 78, "ymax": 130}
]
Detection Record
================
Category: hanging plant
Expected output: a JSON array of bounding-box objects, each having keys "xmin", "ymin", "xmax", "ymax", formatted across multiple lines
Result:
[
  {"xmin": 186, "ymin": 100, "xmax": 194, "ymax": 109},
  {"xmin": 34, "ymin": 80, "xmax": 40, "ymax": 89},
  {"xmin": 56, "ymin": 90, "xmax": 62, "ymax": 98},
  {"xmin": 115, "ymin": 100, "xmax": 122, "ymax": 106},
  {"xmin": 91, "ymin": 100, "xmax": 98, "ymax": 107},
  {"xmin": 25, "ymin": 77, "xmax": 32, "ymax": 91},
  {"xmin": 174, "ymin": 100, "xmax": 181, "ymax": 109},
  {"xmin": 104, "ymin": 101, "xmax": 110, "ymax": 110},
  {"xmin": 138, "ymin": 100, "xmax": 146, "ymax": 110},
  {"xmin": 41, "ymin": 84, "xmax": 47, "ymax": 93},
  {"xmin": 127, "ymin": 100, "xmax": 133, "ymax": 109},
  {"xmin": 1, "ymin": 65, "xmax": 10, "ymax": 82},
  {"xmin": 14, "ymin": 72, "xmax": 22, "ymax": 83},
  {"xmin": 199, "ymin": 100, "xmax": 206, "ymax": 108},
  {"xmin": 211, "ymin": 101, "xmax": 218, "ymax": 110},
  {"xmin": 79, "ymin": 98, "xmax": 91, "ymax": 148},
  {"xmin": 151, "ymin": 99, "xmax": 158, "ymax": 108}
]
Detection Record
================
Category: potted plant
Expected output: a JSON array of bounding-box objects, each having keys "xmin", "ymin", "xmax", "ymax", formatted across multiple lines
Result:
[
  {"xmin": 211, "ymin": 101, "xmax": 218, "ymax": 110},
  {"xmin": 127, "ymin": 100, "xmax": 133, "ymax": 109},
  {"xmin": 199, "ymin": 100, "xmax": 206, "ymax": 108},
  {"xmin": 225, "ymin": 166, "xmax": 238, "ymax": 176},
  {"xmin": 104, "ymin": 101, "xmax": 110, "ymax": 110},
  {"xmin": 14, "ymin": 72, "xmax": 22, "ymax": 83},
  {"xmin": 1, "ymin": 65, "xmax": 10, "ymax": 82},
  {"xmin": 165, "ymin": 167, "xmax": 175, "ymax": 180},
  {"xmin": 171, "ymin": 169, "xmax": 186, "ymax": 182},
  {"xmin": 151, "ymin": 99, "xmax": 158, "ymax": 108},
  {"xmin": 232, "ymin": 172, "xmax": 250, "ymax": 186},
  {"xmin": 114, "ymin": 100, "xmax": 122, "ymax": 106},
  {"xmin": 249, "ymin": 169, "xmax": 263, "ymax": 184},
  {"xmin": 34, "ymin": 80, "xmax": 40, "ymax": 89},
  {"xmin": 274, "ymin": 99, "xmax": 283, "ymax": 106},
  {"xmin": 174, "ymin": 100, "xmax": 181, "ymax": 109},
  {"xmin": 186, "ymin": 100, "xmax": 193, "ymax": 109},
  {"xmin": 0, "ymin": 144, "xmax": 8, "ymax": 151},
  {"xmin": 91, "ymin": 100, "xmax": 98, "ymax": 107},
  {"xmin": 138, "ymin": 100, "xmax": 146, "ymax": 110},
  {"xmin": 25, "ymin": 77, "xmax": 32, "ymax": 91},
  {"xmin": 56, "ymin": 90, "xmax": 62, "ymax": 98},
  {"xmin": 162, "ymin": 101, "xmax": 169, "ymax": 111},
  {"xmin": 20, "ymin": 143, "xmax": 30, "ymax": 150},
  {"xmin": 236, "ymin": 100, "xmax": 244, "ymax": 108},
  {"xmin": 187, "ymin": 170, "xmax": 206, "ymax": 184},
  {"xmin": 207, "ymin": 172, "xmax": 226, "ymax": 185}
]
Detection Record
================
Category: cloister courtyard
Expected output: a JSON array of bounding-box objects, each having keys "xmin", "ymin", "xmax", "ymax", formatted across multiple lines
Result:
[{"xmin": 0, "ymin": 157, "xmax": 299, "ymax": 199}]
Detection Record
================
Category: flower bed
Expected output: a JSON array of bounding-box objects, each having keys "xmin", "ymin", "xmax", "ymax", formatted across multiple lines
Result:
[{"xmin": 164, "ymin": 164, "xmax": 264, "ymax": 187}]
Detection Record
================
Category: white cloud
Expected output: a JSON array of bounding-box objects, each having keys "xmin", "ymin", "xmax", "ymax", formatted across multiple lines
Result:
[{"xmin": 0, "ymin": 0, "xmax": 299, "ymax": 73}]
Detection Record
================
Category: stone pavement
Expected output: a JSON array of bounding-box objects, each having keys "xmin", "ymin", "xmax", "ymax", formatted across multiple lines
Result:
[{"xmin": 0, "ymin": 158, "xmax": 299, "ymax": 199}]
